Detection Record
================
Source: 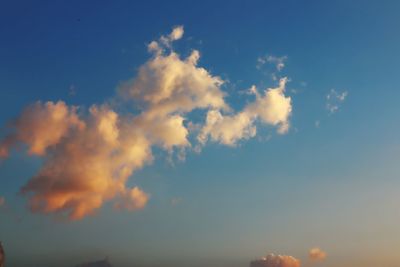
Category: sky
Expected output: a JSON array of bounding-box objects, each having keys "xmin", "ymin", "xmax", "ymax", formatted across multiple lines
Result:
[{"xmin": 0, "ymin": 1, "xmax": 400, "ymax": 267}]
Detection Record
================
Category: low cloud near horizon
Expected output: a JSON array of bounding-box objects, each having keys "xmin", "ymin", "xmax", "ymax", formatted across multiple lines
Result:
[
  {"xmin": 309, "ymin": 247, "xmax": 327, "ymax": 261},
  {"xmin": 250, "ymin": 253, "xmax": 300, "ymax": 267},
  {"xmin": 0, "ymin": 26, "xmax": 293, "ymax": 220}
]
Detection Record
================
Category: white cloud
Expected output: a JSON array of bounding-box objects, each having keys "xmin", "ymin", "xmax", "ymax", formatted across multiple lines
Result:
[
  {"xmin": 246, "ymin": 78, "xmax": 292, "ymax": 134},
  {"xmin": 198, "ymin": 109, "xmax": 257, "ymax": 146},
  {"xmin": 198, "ymin": 77, "xmax": 292, "ymax": 146}
]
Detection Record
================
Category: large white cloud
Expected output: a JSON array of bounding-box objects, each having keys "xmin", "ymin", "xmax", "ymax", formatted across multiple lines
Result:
[{"xmin": 0, "ymin": 26, "xmax": 293, "ymax": 220}]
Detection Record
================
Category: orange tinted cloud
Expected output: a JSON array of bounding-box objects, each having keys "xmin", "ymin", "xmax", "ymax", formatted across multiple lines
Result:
[
  {"xmin": 251, "ymin": 254, "xmax": 301, "ymax": 267},
  {"xmin": 0, "ymin": 101, "xmax": 83, "ymax": 157},
  {"xmin": 0, "ymin": 26, "xmax": 294, "ymax": 220},
  {"xmin": 17, "ymin": 105, "xmax": 152, "ymax": 220},
  {"xmin": 309, "ymin": 247, "xmax": 327, "ymax": 261}
]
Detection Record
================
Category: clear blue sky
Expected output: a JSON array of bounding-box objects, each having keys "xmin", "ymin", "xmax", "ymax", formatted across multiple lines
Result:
[{"xmin": 1, "ymin": 1, "xmax": 400, "ymax": 267}]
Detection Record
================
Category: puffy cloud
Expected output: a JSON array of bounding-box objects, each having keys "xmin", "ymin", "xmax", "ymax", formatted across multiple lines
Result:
[
  {"xmin": 309, "ymin": 247, "xmax": 327, "ymax": 261},
  {"xmin": 17, "ymin": 104, "xmax": 152, "ymax": 220},
  {"xmin": 246, "ymin": 77, "xmax": 292, "ymax": 134},
  {"xmin": 119, "ymin": 50, "xmax": 227, "ymax": 117},
  {"xmin": 0, "ymin": 101, "xmax": 83, "ymax": 157},
  {"xmin": 198, "ymin": 109, "xmax": 256, "ymax": 146},
  {"xmin": 326, "ymin": 89, "xmax": 348, "ymax": 114},
  {"xmin": 198, "ymin": 78, "xmax": 292, "ymax": 146},
  {"xmin": 250, "ymin": 253, "xmax": 301, "ymax": 267},
  {"xmin": 0, "ymin": 26, "xmax": 294, "ymax": 220},
  {"xmin": 114, "ymin": 187, "xmax": 149, "ymax": 211},
  {"xmin": 138, "ymin": 114, "xmax": 189, "ymax": 150}
]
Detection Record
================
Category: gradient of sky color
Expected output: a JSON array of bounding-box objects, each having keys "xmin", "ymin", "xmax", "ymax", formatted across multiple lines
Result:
[{"xmin": 1, "ymin": 1, "xmax": 400, "ymax": 267}]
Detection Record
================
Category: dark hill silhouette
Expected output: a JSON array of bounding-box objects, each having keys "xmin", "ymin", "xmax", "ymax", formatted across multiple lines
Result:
[
  {"xmin": 0, "ymin": 242, "xmax": 4, "ymax": 267},
  {"xmin": 75, "ymin": 258, "xmax": 112, "ymax": 267}
]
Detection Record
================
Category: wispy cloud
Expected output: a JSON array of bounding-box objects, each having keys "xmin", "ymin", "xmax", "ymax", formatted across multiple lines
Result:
[
  {"xmin": 326, "ymin": 89, "xmax": 348, "ymax": 114},
  {"xmin": 0, "ymin": 26, "xmax": 293, "ymax": 220},
  {"xmin": 257, "ymin": 55, "xmax": 288, "ymax": 72}
]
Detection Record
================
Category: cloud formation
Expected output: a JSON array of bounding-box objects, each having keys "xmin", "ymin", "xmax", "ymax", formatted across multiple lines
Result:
[
  {"xmin": 0, "ymin": 101, "xmax": 83, "ymax": 157},
  {"xmin": 250, "ymin": 253, "xmax": 300, "ymax": 267},
  {"xmin": 198, "ymin": 78, "xmax": 291, "ymax": 146},
  {"xmin": 12, "ymin": 104, "xmax": 152, "ymax": 220},
  {"xmin": 308, "ymin": 247, "xmax": 327, "ymax": 261},
  {"xmin": 0, "ymin": 26, "xmax": 293, "ymax": 220},
  {"xmin": 326, "ymin": 89, "xmax": 348, "ymax": 114}
]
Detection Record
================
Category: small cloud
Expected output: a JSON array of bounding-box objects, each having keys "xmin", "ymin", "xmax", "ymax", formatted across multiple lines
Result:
[
  {"xmin": 154, "ymin": 25, "xmax": 185, "ymax": 52},
  {"xmin": 251, "ymin": 253, "xmax": 300, "ymax": 267},
  {"xmin": 257, "ymin": 55, "xmax": 287, "ymax": 72},
  {"xmin": 309, "ymin": 247, "xmax": 327, "ymax": 261},
  {"xmin": 315, "ymin": 120, "xmax": 320, "ymax": 128},
  {"xmin": 326, "ymin": 89, "xmax": 348, "ymax": 114},
  {"xmin": 169, "ymin": 25, "xmax": 184, "ymax": 41}
]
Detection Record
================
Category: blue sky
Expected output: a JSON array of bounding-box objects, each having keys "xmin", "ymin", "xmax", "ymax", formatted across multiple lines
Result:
[{"xmin": 1, "ymin": 1, "xmax": 400, "ymax": 267}]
